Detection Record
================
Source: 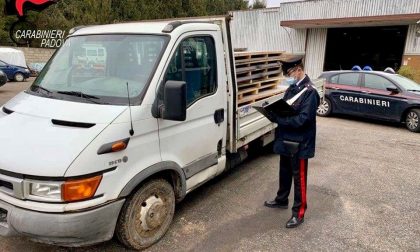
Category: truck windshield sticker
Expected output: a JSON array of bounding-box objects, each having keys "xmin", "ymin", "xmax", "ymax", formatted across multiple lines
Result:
[{"xmin": 339, "ymin": 95, "xmax": 390, "ymax": 108}]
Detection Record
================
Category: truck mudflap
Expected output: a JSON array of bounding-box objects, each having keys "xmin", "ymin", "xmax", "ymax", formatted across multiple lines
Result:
[{"xmin": 0, "ymin": 199, "xmax": 125, "ymax": 247}]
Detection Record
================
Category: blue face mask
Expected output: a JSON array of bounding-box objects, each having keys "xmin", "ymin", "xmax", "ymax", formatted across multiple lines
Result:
[{"xmin": 286, "ymin": 77, "xmax": 297, "ymax": 85}]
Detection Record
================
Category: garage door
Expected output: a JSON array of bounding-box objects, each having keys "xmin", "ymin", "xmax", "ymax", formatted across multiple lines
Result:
[{"xmin": 324, "ymin": 26, "xmax": 408, "ymax": 72}]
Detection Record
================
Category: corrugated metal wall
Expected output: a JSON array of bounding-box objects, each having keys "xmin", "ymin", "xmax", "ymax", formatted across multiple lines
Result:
[
  {"xmin": 280, "ymin": 0, "xmax": 420, "ymax": 20},
  {"xmin": 405, "ymin": 25, "xmax": 420, "ymax": 55},
  {"xmin": 230, "ymin": 8, "xmax": 306, "ymax": 53},
  {"xmin": 305, "ymin": 28, "xmax": 328, "ymax": 78}
]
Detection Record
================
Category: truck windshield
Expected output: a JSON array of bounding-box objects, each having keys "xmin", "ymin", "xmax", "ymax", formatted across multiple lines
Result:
[{"xmin": 29, "ymin": 34, "xmax": 168, "ymax": 105}]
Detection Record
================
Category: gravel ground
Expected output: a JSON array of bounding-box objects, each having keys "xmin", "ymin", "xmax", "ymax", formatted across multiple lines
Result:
[
  {"xmin": 0, "ymin": 79, "xmax": 419, "ymax": 251},
  {"xmin": 0, "ymin": 78, "xmax": 32, "ymax": 105}
]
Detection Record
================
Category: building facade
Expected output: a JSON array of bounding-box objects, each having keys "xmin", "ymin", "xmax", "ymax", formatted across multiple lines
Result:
[{"xmin": 230, "ymin": 0, "xmax": 420, "ymax": 80}]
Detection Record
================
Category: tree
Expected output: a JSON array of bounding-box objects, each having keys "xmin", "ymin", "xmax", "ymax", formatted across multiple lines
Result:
[
  {"xmin": 0, "ymin": 0, "xmax": 250, "ymax": 47},
  {"xmin": 0, "ymin": 0, "xmax": 18, "ymax": 46},
  {"xmin": 251, "ymin": 0, "xmax": 266, "ymax": 9}
]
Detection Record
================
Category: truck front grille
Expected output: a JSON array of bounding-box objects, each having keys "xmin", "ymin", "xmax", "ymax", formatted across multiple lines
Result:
[
  {"xmin": 0, "ymin": 173, "xmax": 24, "ymax": 199},
  {"xmin": 0, "ymin": 180, "xmax": 13, "ymax": 190}
]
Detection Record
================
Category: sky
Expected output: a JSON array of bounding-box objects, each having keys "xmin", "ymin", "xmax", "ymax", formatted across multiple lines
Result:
[{"xmin": 266, "ymin": 0, "xmax": 282, "ymax": 7}]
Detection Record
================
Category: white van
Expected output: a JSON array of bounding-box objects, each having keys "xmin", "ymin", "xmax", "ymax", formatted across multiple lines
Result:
[
  {"xmin": 0, "ymin": 17, "xmax": 323, "ymax": 250},
  {"xmin": 74, "ymin": 44, "xmax": 107, "ymax": 69}
]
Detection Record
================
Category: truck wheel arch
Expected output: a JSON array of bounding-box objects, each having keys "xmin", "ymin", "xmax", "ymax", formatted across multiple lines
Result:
[{"xmin": 119, "ymin": 161, "xmax": 186, "ymax": 202}]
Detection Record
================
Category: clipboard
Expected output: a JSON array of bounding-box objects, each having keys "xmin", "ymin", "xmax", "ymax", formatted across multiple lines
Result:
[
  {"xmin": 265, "ymin": 99, "xmax": 297, "ymax": 116},
  {"xmin": 253, "ymin": 106, "xmax": 276, "ymax": 122},
  {"xmin": 253, "ymin": 99, "xmax": 297, "ymax": 121}
]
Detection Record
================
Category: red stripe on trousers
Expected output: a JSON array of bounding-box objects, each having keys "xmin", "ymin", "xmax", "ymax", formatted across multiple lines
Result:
[{"xmin": 298, "ymin": 159, "xmax": 306, "ymax": 219}]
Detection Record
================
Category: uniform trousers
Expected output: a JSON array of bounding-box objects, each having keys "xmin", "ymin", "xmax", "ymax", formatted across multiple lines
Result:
[{"xmin": 275, "ymin": 155, "xmax": 308, "ymax": 219}]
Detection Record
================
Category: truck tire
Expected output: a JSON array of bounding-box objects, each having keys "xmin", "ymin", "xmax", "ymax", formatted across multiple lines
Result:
[
  {"xmin": 405, "ymin": 109, "xmax": 420, "ymax": 133},
  {"xmin": 317, "ymin": 98, "xmax": 332, "ymax": 117},
  {"xmin": 14, "ymin": 72, "xmax": 24, "ymax": 82},
  {"xmin": 116, "ymin": 179, "xmax": 175, "ymax": 250}
]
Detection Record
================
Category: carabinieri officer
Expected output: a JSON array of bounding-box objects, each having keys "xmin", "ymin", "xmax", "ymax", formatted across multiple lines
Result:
[{"xmin": 264, "ymin": 56, "xmax": 320, "ymax": 228}]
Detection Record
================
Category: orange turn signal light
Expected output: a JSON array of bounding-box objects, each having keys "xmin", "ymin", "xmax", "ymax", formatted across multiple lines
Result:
[
  {"xmin": 111, "ymin": 141, "xmax": 127, "ymax": 152},
  {"xmin": 62, "ymin": 175, "xmax": 102, "ymax": 202},
  {"xmin": 97, "ymin": 138, "xmax": 130, "ymax": 155}
]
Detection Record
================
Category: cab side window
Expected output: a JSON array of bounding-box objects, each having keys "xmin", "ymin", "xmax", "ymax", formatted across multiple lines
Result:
[
  {"xmin": 164, "ymin": 36, "xmax": 217, "ymax": 105},
  {"xmin": 364, "ymin": 74, "xmax": 396, "ymax": 91},
  {"xmin": 334, "ymin": 73, "xmax": 360, "ymax": 86}
]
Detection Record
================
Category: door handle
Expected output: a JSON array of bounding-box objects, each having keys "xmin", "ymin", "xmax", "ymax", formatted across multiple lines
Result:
[
  {"xmin": 331, "ymin": 87, "xmax": 340, "ymax": 90},
  {"xmin": 361, "ymin": 90, "xmax": 370, "ymax": 94},
  {"xmin": 214, "ymin": 109, "xmax": 224, "ymax": 125}
]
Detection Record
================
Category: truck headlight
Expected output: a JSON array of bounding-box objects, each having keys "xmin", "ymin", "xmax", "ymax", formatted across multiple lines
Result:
[
  {"xmin": 24, "ymin": 175, "xmax": 102, "ymax": 203},
  {"xmin": 30, "ymin": 182, "xmax": 62, "ymax": 200},
  {"xmin": 25, "ymin": 181, "xmax": 63, "ymax": 202}
]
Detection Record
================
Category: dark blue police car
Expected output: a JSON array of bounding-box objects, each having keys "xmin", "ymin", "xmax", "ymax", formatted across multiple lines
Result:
[{"xmin": 317, "ymin": 70, "xmax": 420, "ymax": 132}]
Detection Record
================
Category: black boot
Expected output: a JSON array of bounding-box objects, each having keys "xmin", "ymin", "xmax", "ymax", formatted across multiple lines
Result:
[
  {"xmin": 286, "ymin": 216, "xmax": 304, "ymax": 228},
  {"xmin": 264, "ymin": 200, "xmax": 288, "ymax": 209}
]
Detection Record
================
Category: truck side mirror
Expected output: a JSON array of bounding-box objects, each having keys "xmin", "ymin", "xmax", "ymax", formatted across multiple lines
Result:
[{"xmin": 153, "ymin": 80, "xmax": 187, "ymax": 121}]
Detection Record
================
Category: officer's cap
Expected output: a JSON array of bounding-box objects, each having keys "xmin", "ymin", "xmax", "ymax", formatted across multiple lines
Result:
[{"xmin": 280, "ymin": 55, "xmax": 304, "ymax": 75}]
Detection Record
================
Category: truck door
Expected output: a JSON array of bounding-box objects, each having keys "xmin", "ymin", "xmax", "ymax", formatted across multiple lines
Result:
[
  {"xmin": 360, "ymin": 73, "xmax": 406, "ymax": 121},
  {"xmin": 157, "ymin": 32, "xmax": 227, "ymax": 180}
]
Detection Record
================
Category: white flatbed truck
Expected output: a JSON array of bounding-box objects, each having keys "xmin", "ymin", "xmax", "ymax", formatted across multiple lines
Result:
[{"xmin": 0, "ymin": 16, "xmax": 323, "ymax": 249}]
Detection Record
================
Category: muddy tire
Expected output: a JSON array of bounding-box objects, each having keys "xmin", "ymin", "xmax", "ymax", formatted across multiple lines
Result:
[
  {"xmin": 405, "ymin": 109, "xmax": 420, "ymax": 133},
  {"xmin": 116, "ymin": 179, "xmax": 175, "ymax": 250},
  {"xmin": 317, "ymin": 98, "xmax": 332, "ymax": 117}
]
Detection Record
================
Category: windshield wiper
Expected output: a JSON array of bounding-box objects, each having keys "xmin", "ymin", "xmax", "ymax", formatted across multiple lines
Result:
[
  {"xmin": 407, "ymin": 89, "xmax": 420, "ymax": 92},
  {"xmin": 31, "ymin": 85, "xmax": 52, "ymax": 96},
  {"xmin": 57, "ymin": 91, "xmax": 101, "ymax": 104},
  {"xmin": 58, "ymin": 91, "xmax": 99, "ymax": 99}
]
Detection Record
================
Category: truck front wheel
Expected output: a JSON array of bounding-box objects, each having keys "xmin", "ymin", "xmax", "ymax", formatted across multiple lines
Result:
[{"xmin": 116, "ymin": 179, "xmax": 175, "ymax": 250}]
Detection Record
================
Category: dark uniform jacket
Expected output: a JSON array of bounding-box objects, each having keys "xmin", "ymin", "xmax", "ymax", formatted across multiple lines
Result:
[{"xmin": 273, "ymin": 75, "xmax": 320, "ymax": 159}]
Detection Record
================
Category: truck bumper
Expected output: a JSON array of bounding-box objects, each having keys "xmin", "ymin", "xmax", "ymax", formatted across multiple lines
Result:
[{"xmin": 0, "ymin": 198, "xmax": 125, "ymax": 247}]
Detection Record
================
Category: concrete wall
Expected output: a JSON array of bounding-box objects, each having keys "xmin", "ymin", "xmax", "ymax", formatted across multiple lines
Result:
[{"xmin": 11, "ymin": 47, "xmax": 55, "ymax": 65}]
